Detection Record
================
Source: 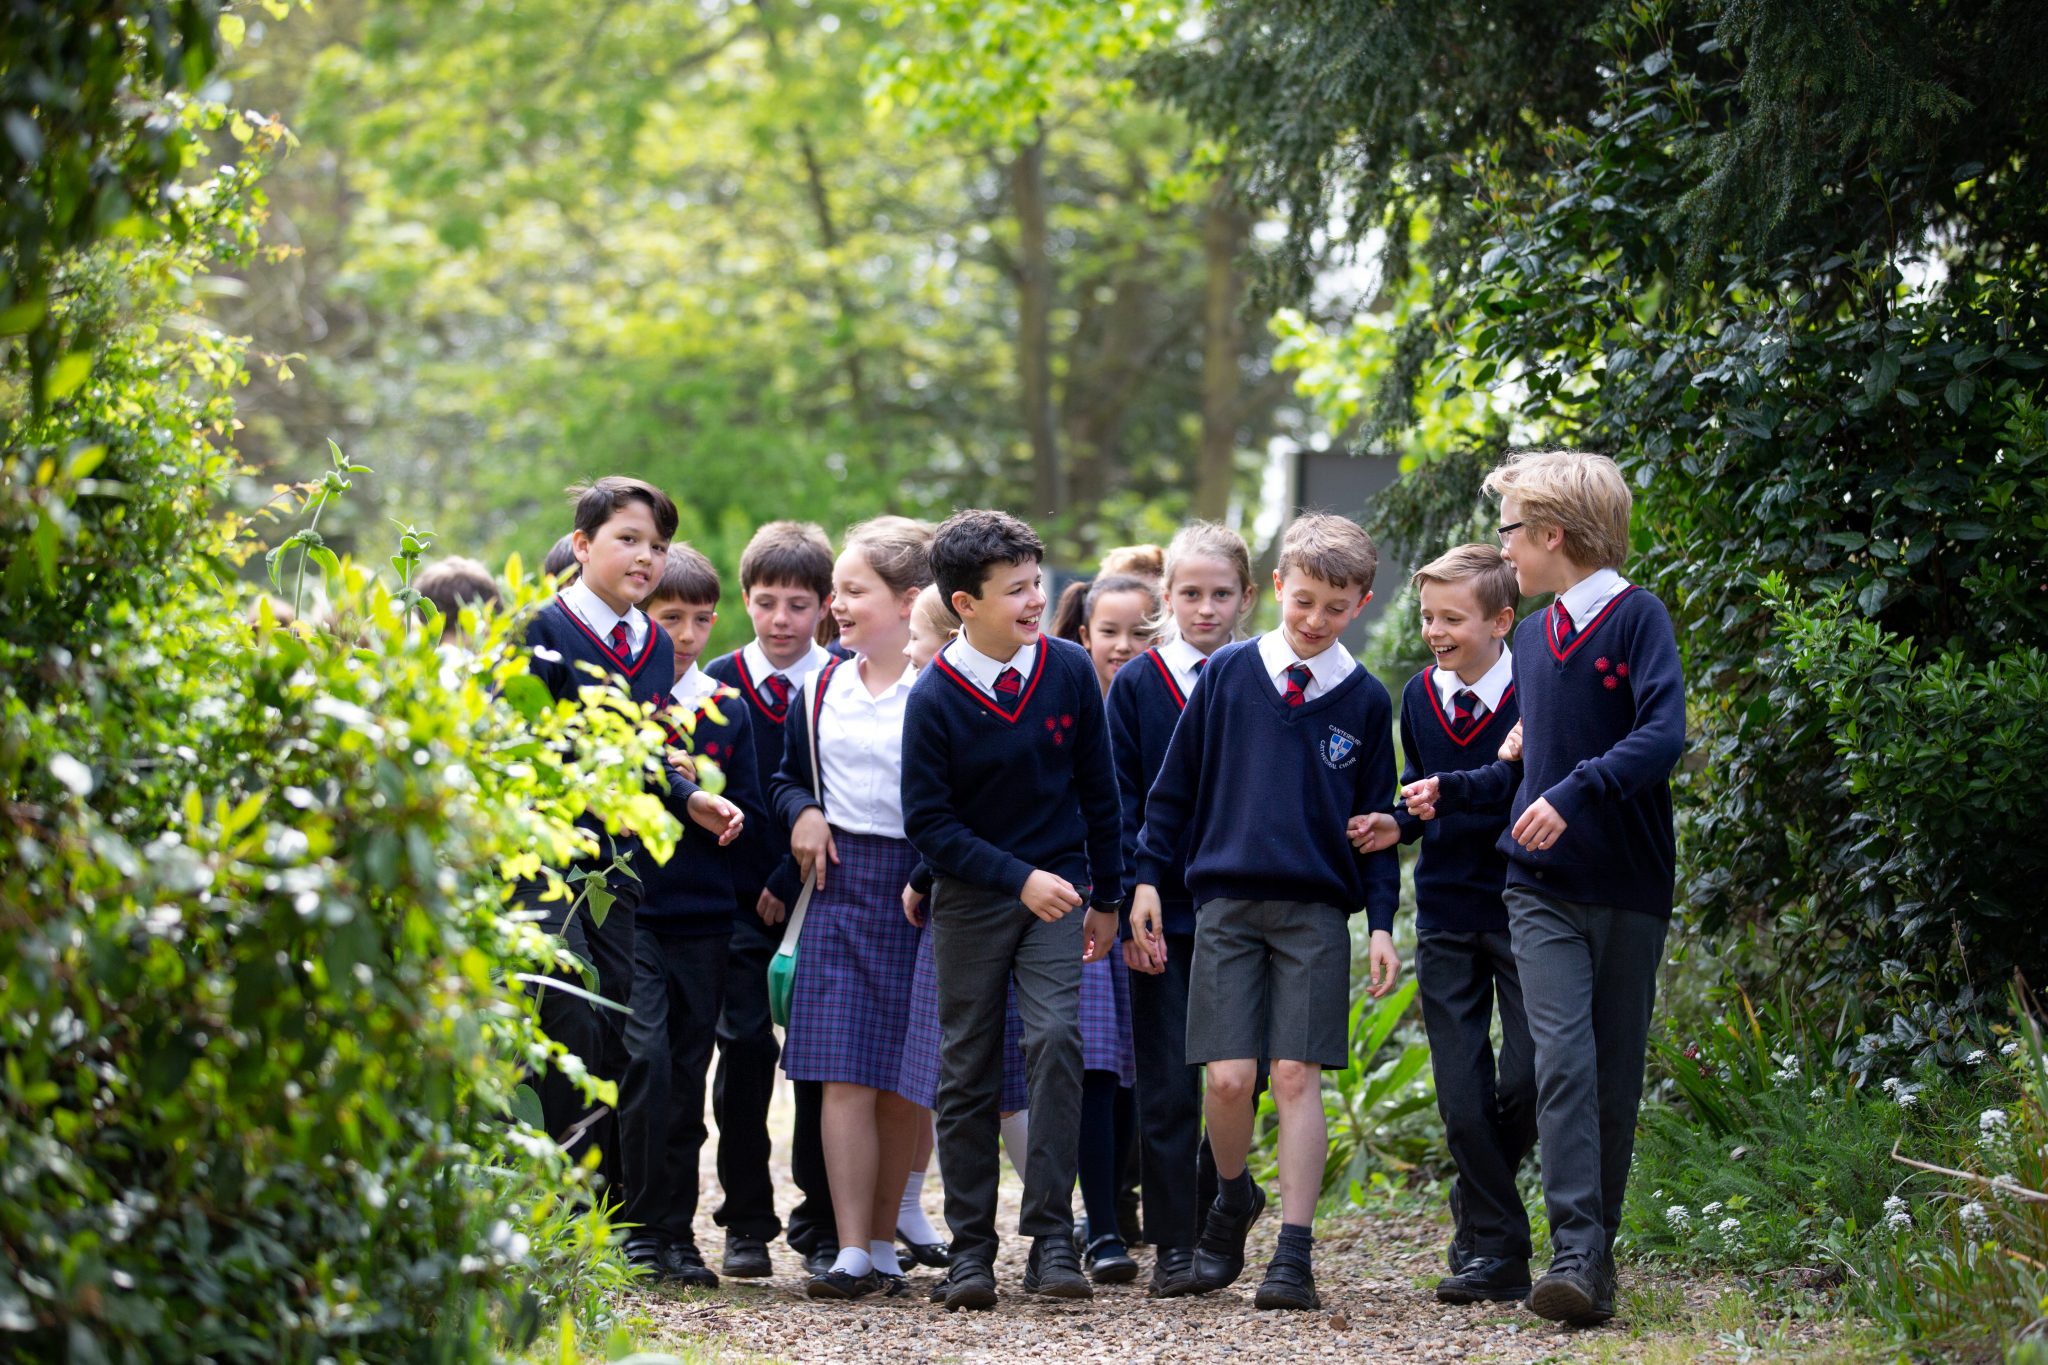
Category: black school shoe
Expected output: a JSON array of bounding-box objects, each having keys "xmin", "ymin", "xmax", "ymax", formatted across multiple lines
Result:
[
  {"xmin": 897, "ymin": 1226, "xmax": 951, "ymax": 1269},
  {"xmin": 723, "ymin": 1234, "xmax": 772, "ymax": 1279},
  {"xmin": 1252, "ymin": 1258, "xmax": 1321, "ymax": 1311},
  {"xmin": 1083, "ymin": 1234, "xmax": 1139, "ymax": 1285},
  {"xmin": 659, "ymin": 1241, "xmax": 719, "ymax": 1289},
  {"xmin": 1023, "ymin": 1235, "xmax": 1094, "ymax": 1299},
  {"xmin": 1526, "ymin": 1260, "xmax": 1615, "ymax": 1326},
  {"xmin": 937, "ymin": 1257, "xmax": 998, "ymax": 1311},
  {"xmin": 801, "ymin": 1244, "xmax": 839, "ymax": 1278},
  {"xmin": 1148, "ymin": 1245, "xmax": 1198, "ymax": 1298},
  {"xmin": 624, "ymin": 1234, "xmax": 666, "ymax": 1282},
  {"xmin": 804, "ymin": 1268, "xmax": 880, "ymax": 1300},
  {"xmin": 1446, "ymin": 1183, "xmax": 1473, "ymax": 1274},
  {"xmin": 1435, "ymin": 1255, "xmax": 1532, "ymax": 1304},
  {"xmin": 1190, "ymin": 1183, "xmax": 1267, "ymax": 1293}
]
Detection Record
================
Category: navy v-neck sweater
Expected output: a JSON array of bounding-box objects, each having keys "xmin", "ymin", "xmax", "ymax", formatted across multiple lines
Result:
[
  {"xmin": 703, "ymin": 648, "xmax": 805, "ymax": 909},
  {"xmin": 1133, "ymin": 639, "xmax": 1401, "ymax": 931},
  {"xmin": 900, "ymin": 634, "xmax": 1123, "ymax": 901},
  {"xmin": 1107, "ymin": 646, "xmax": 1200, "ymax": 936},
  {"xmin": 524, "ymin": 597, "xmax": 700, "ymax": 816},
  {"xmin": 1395, "ymin": 667, "xmax": 1520, "ymax": 933},
  {"xmin": 1436, "ymin": 587, "xmax": 1685, "ymax": 919},
  {"xmin": 640, "ymin": 684, "xmax": 763, "ymax": 935}
]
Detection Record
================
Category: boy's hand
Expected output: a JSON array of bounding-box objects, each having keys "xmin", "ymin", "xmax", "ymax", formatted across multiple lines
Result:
[
  {"xmin": 790, "ymin": 807, "xmax": 839, "ymax": 889},
  {"xmin": 1348, "ymin": 812, "xmax": 1401, "ymax": 853},
  {"xmin": 1401, "ymin": 776, "xmax": 1442, "ymax": 821},
  {"xmin": 1367, "ymin": 928, "xmax": 1401, "ymax": 998},
  {"xmin": 902, "ymin": 883, "xmax": 926, "ymax": 928},
  {"xmin": 1081, "ymin": 908, "xmax": 1119, "ymax": 963},
  {"xmin": 755, "ymin": 888, "xmax": 786, "ymax": 926},
  {"xmin": 1511, "ymin": 796, "xmax": 1566, "ymax": 851},
  {"xmin": 1498, "ymin": 720, "xmax": 1524, "ymax": 763},
  {"xmin": 686, "ymin": 791, "xmax": 745, "ymax": 846},
  {"xmin": 666, "ymin": 748, "xmax": 699, "ymax": 783},
  {"xmin": 1127, "ymin": 885, "xmax": 1166, "ymax": 974},
  {"xmin": 1020, "ymin": 869, "xmax": 1084, "ymax": 922}
]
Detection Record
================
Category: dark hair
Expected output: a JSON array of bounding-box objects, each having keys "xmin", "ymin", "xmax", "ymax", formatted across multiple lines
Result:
[
  {"xmin": 1050, "ymin": 580, "xmax": 1090, "ymax": 643},
  {"xmin": 542, "ymin": 532, "xmax": 579, "ymax": 580},
  {"xmin": 931, "ymin": 509, "xmax": 1044, "ymax": 606},
  {"xmin": 566, "ymin": 476, "xmax": 678, "ymax": 541},
  {"xmin": 647, "ymin": 544, "xmax": 722, "ymax": 607},
  {"xmin": 738, "ymin": 520, "xmax": 834, "ymax": 600},
  {"xmin": 1054, "ymin": 574, "xmax": 1160, "ymax": 644}
]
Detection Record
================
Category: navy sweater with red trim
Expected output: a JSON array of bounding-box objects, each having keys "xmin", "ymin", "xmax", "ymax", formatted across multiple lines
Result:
[
  {"xmin": 640, "ymin": 685, "xmax": 763, "ymax": 935},
  {"xmin": 703, "ymin": 648, "xmax": 806, "ymax": 910},
  {"xmin": 1394, "ymin": 666, "xmax": 1520, "ymax": 933},
  {"xmin": 1133, "ymin": 639, "xmax": 1401, "ymax": 931},
  {"xmin": 900, "ymin": 634, "xmax": 1123, "ymax": 901},
  {"xmin": 1107, "ymin": 646, "xmax": 1199, "ymax": 937},
  {"xmin": 1436, "ymin": 587, "xmax": 1685, "ymax": 919},
  {"xmin": 524, "ymin": 597, "xmax": 700, "ymax": 813}
]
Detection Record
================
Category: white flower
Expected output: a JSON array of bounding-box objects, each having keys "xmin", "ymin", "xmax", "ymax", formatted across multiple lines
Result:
[
  {"xmin": 1664, "ymin": 1205, "xmax": 1692, "ymax": 1231},
  {"xmin": 2002, "ymin": 1041, "xmax": 2022, "ymax": 1058},
  {"xmin": 1981, "ymin": 1109, "xmax": 2010, "ymax": 1133},
  {"xmin": 1965, "ymin": 1049, "xmax": 1989, "ymax": 1066},
  {"xmin": 1897, "ymin": 1089, "xmax": 1919, "ymax": 1109},
  {"xmin": 1883, "ymin": 1195, "xmax": 1912, "ymax": 1231},
  {"xmin": 1702, "ymin": 1201, "xmax": 1724, "ymax": 1217},
  {"xmin": 1810, "ymin": 1085, "xmax": 1829, "ymax": 1102},
  {"xmin": 1716, "ymin": 1217, "xmax": 1743, "ymax": 1245},
  {"xmin": 1959, "ymin": 1201, "xmax": 1991, "ymax": 1235},
  {"xmin": 532, "ymin": 645, "xmax": 563, "ymax": 663}
]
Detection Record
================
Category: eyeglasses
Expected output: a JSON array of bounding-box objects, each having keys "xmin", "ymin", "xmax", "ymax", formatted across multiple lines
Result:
[{"xmin": 1496, "ymin": 521, "xmax": 1524, "ymax": 545}]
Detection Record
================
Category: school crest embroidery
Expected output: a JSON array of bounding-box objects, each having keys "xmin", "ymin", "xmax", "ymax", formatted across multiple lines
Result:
[{"xmin": 1321, "ymin": 725, "xmax": 1359, "ymax": 770}]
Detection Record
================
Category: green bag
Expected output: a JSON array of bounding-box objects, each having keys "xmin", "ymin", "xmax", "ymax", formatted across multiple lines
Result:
[{"xmin": 768, "ymin": 672, "xmax": 822, "ymax": 1029}]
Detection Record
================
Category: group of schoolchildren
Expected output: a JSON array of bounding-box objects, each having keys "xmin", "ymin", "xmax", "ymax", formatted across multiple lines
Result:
[{"xmin": 445, "ymin": 446, "xmax": 1683, "ymax": 1329}]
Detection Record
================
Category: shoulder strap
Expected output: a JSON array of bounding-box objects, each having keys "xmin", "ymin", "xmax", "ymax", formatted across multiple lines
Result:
[{"xmin": 776, "ymin": 660, "xmax": 836, "ymax": 960}]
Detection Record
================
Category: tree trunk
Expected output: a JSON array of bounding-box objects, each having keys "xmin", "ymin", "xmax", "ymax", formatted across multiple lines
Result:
[
  {"xmin": 1195, "ymin": 182, "xmax": 1250, "ymax": 521},
  {"xmin": 1010, "ymin": 131, "xmax": 1063, "ymax": 521}
]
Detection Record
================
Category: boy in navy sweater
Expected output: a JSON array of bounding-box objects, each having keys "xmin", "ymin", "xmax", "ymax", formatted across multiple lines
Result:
[
  {"xmin": 1404, "ymin": 452, "xmax": 1685, "ymax": 1327},
  {"xmin": 618, "ymin": 546, "xmax": 765, "ymax": 1287},
  {"xmin": 901, "ymin": 509, "xmax": 1123, "ymax": 1310},
  {"xmin": 521, "ymin": 478, "xmax": 743, "ymax": 1196},
  {"xmin": 1130, "ymin": 513, "xmax": 1401, "ymax": 1311},
  {"xmin": 1351, "ymin": 544, "xmax": 1536, "ymax": 1305},
  {"xmin": 702, "ymin": 521, "xmax": 840, "ymax": 1276}
]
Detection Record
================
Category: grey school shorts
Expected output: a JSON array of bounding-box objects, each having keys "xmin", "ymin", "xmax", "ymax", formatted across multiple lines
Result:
[{"xmin": 1186, "ymin": 898, "xmax": 1352, "ymax": 1069}]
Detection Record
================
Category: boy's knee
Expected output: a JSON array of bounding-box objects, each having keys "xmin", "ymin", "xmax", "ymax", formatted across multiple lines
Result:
[
  {"xmin": 1205, "ymin": 1061, "xmax": 1258, "ymax": 1105},
  {"xmin": 1270, "ymin": 1059, "xmax": 1319, "ymax": 1102}
]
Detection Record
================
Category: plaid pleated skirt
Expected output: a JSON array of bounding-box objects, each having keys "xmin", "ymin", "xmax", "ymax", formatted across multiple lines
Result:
[
  {"xmin": 896, "ymin": 922, "xmax": 1030, "ymax": 1113},
  {"xmin": 1080, "ymin": 950, "xmax": 1135, "ymax": 1085},
  {"xmin": 781, "ymin": 830, "xmax": 923, "ymax": 1090}
]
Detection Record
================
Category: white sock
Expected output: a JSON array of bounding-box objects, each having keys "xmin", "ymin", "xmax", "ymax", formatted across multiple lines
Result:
[
  {"xmin": 869, "ymin": 1238, "xmax": 903, "ymax": 1275},
  {"xmin": 1001, "ymin": 1109, "xmax": 1030, "ymax": 1175},
  {"xmin": 898, "ymin": 1170, "xmax": 941, "ymax": 1245},
  {"xmin": 829, "ymin": 1245, "xmax": 871, "ymax": 1277}
]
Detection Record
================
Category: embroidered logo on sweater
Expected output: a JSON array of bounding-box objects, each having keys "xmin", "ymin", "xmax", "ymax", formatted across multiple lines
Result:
[{"xmin": 1321, "ymin": 725, "xmax": 1359, "ymax": 770}]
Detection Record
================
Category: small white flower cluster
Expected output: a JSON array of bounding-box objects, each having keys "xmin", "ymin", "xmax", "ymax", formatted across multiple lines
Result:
[
  {"xmin": 2002, "ymin": 1040, "xmax": 2022, "ymax": 1058},
  {"xmin": 1959, "ymin": 1200, "xmax": 1991, "ymax": 1236},
  {"xmin": 1702, "ymin": 1200, "xmax": 1725, "ymax": 1217},
  {"xmin": 1979, "ymin": 1109, "xmax": 2010, "ymax": 1149},
  {"xmin": 1883, "ymin": 1195, "xmax": 1912, "ymax": 1232},
  {"xmin": 1965, "ymin": 1049, "xmax": 1989, "ymax": 1066},
  {"xmin": 1771, "ymin": 1053, "xmax": 1801, "ymax": 1085},
  {"xmin": 1716, "ymin": 1216, "xmax": 1743, "ymax": 1245},
  {"xmin": 1665, "ymin": 1204, "xmax": 1693, "ymax": 1231},
  {"xmin": 1881, "ymin": 1076, "xmax": 1923, "ymax": 1109}
]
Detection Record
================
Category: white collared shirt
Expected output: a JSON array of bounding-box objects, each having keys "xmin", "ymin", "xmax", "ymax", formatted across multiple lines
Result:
[
  {"xmin": 1557, "ymin": 567, "xmax": 1631, "ymax": 633},
  {"xmin": 562, "ymin": 579, "xmax": 648, "ymax": 654},
  {"xmin": 671, "ymin": 664, "xmax": 718, "ymax": 709},
  {"xmin": 1256, "ymin": 629, "xmax": 1355, "ymax": 703},
  {"xmin": 943, "ymin": 634, "xmax": 1037, "ymax": 700},
  {"xmin": 1158, "ymin": 635, "xmax": 1212, "ymax": 699},
  {"xmin": 1432, "ymin": 645, "xmax": 1514, "ymax": 719},
  {"xmin": 813, "ymin": 656, "xmax": 911, "ymax": 838},
  {"xmin": 741, "ymin": 637, "xmax": 832, "ymax": 698}
]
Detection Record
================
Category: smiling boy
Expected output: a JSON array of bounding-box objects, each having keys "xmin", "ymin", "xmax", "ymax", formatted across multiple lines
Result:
[{"xmin": 1130, "ymin": 512, "xmax": 1401, "ymax": 1311}]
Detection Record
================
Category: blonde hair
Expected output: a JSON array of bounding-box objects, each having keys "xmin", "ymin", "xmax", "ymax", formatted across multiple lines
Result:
[
  {"xmin": 1276, "ymin": 512, "xmax": 1379, "ymax": 594},
  {"xmin": 1482, "ymin": 450, "xmax": 1632, "ymax": 570},
  {"xmin": 910, "ymin": 583, "xmax": 959, "ymax": 642},
  {"xmin": 1412, "ymin": 543, "xmax": 1520, "ymax": 619},
  {"xmin": 1162, "ymin": 521, "xmax": 1254, "ymax": 596},
  {"xmin": 842, "ymin": 515, "xmax": 936, "ymax": 596},
  {"xmin": 1099, "ymin": 543, "xmax": 1164, "ymax": 584}
]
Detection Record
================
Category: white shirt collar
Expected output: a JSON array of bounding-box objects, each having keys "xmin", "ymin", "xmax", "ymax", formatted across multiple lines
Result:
[
  {"xmin": 1256, "ymin": 629, "xmax": 1355, "ymax": 699},
  {"xmin": 742, "ymin": 637, "xmax": 831, "ymax": 688},
  {"xmin": 1432, "ymin": 644, "xmax": 1514, "ymax": 715},
  {"xmin": 671, "ymin": 664, "xmax": 718, "ymax": 708},
  {"xmin": 944, "ymin": 633, "xmax": 1036, "ymax": 698},
  {"xmin": 561, "ymin": 579, "xmax": 644, "ymax": 652},
  {"xmin": 1558, "ymin": 567, "xmax": 1630, "ymax": 630},
  {"xmin": 1158, "ymin": 635, "xmax": 1211, "ymax": 696}
]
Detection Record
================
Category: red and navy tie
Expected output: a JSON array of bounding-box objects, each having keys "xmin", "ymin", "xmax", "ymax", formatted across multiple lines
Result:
[
  {"xmin": 1192, "ymin": 657, "xmax": 1206, "ymax": 675},
  {"xmin": 1452, "ymin": 688, "xmax": 1483, "ymax": 739},
  {"xmin": 1553, "ymin": 600, "xmax": 1576, "ymax": 650},
  {"xmin": 994, "ymin": 666, "xmax": 1023, "ymax": 700},
  {"xmin": 1283, "ymin": 662, "xmax": 1312, "ymax": 707},
  {"xmin": 607, "ymin": 621, "xmax": 631, "ymax": 658},
  {"xmin": 762, "ymin": 672, "xmax": 793, "ymax": 722}
]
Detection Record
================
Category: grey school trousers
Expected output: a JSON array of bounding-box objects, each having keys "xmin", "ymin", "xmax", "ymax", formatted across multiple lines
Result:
[
  {"xmin": 930, "ymin": 875, "xmax": 1086, "ymax": 1265},
  {"xmin": 1503, "ymin": 885, "xmax": 1667, "ymax": 1270}
]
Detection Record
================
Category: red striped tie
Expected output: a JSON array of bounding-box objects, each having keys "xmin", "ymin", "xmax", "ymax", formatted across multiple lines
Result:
[
  {"xmin": 1453, "ymin": 688, "xmax": 1483, "ymax": 738},
  {"xmin": 762, "ymin": 672, "xmax": 793, "ymax": 721},
  {"xmin": 1553, "ymin": 601, "xmax": 1576, "ymax": 649},
  {"xmin": 1283, "ymin": 662, "xmax": 1312, "ymax": 707},
  {"xmin": 994, "ymin": 667, "xmax": 1022, "ymax": 699},
  {"xmin": 607, "ymin": 622, "xmax": 630, "ymax": 657}
]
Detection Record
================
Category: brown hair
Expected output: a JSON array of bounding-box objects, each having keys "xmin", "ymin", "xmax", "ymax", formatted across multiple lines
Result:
[
  {"xmin": 738, "ymin": 520, "xmax": 835, "ymax": 599},
  {"xmin": 842, "ymin": 515, "xmax": 936, "ymax": 596},
  {"xmin": 1482, "ymin": 449, "xmax": 1632, "ymax": 569},
  {"xmin": 1162, "ymin": 521, "xmax": 1254, "ymax": 595},
  {"xmin": 415, "ymin": 557, "xmax": 502, "ymax": 638},
  {"xmin": 1411, "ymin": 543, "xmax": 1519, "ymax": 618},
  {"xmin": 1276, "ymin": 512, "xmax": 1379, "ymax": 594},
  {"xmin": 647, "ymin": 544, "xmax": 722, "ymax": 606},
  {"xmin": 1099, "ymin": 543, "xmax": 1164, "ymax": 584},
  {"xmin": 566, "ymin": 476, "xmax": 678, "ymax": 541},
  {"xmin": 542, "ymin": 532, "xmax": 579, "ymax": 580}
]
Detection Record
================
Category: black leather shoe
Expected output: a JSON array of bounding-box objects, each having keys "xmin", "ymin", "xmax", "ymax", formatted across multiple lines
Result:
[
  {"xmin": 1191, "ymin": 1183, "xmax": 1267, "ymax": 1292},
  {"xmin": 804, "ymin": 1268, "xmax": 878, "ymax": 1300},
  {"xmin": 1148, "ymin": 1245, "xmax": 1197, "ymax": 1298},
  {"xmin": 897, "ymin": 1226, "xmax": 951, "ymax": 1269},
  {"xmin": 939, "ymin": 1257, "xmax": 998, "ymax": 1311},
  {"xmin": 659, "ymin": 1241, "xmax": 719, "ymax": 1289},
  {"xmin": 1023, "ymin": 1235, "xmax": 1094, "ymax": 1298},
  {"xmin": 878, "ymin": 1271, "xmax": 911, "ymax": 1298},
  {"xmin": 1083, "ymin": 1234, "xmax": 1139, "ymax": 1285},
  {"xmin": 623, "ymin": 1235, "xmax": 665, "ymax": 1281},
  {"xmin": 1253, "ymin": 1258, "xmax": 1320, "ymax": 1310},
  {"xmin": 1435, "ymin": 1255, "xmax": 1532, "ymax": 1304},
  {"xmin": 1527, "ymin": 1262, "xmax": 1612, "ymax": 1326},
  {"xmin": 801, "ymin": 1244, "xmax": 838, "ymax": 1278},
  {"xmin": 722, "ymin": 1234, "xmax": 772, "ymax": 1279},
  {"xmin": 1446, "ymin": 1182, "xmax": 1473, "ymax": 1274}
]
